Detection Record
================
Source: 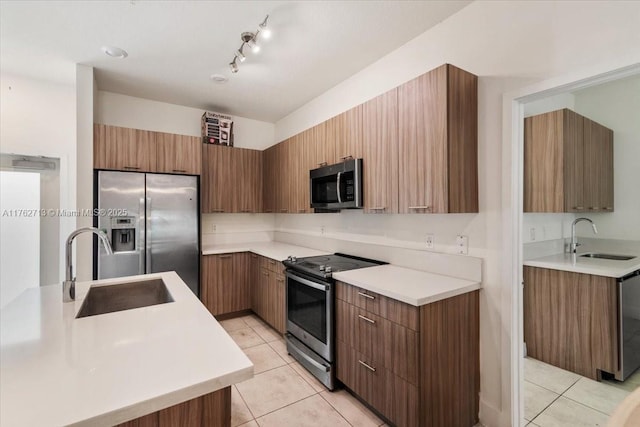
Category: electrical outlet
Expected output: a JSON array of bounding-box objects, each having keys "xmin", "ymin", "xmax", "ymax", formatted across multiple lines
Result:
[
  {"xmin": 456, "ymin": 235, "xmax": 469, "ymax": 255},
  {"xmin": 426, "ymin": 234, "xmax": 434, "ymax": 249},
  {"xmin": 320, "ymin": 226, "xmax": 325, "ymax": 235},
  {"xmin": 530, "ymin": 227, "xmax": 536, "ymax": 241},
  {"xmin": 210, "ymin": 223, "xmax": 217, "ymax": 233}
]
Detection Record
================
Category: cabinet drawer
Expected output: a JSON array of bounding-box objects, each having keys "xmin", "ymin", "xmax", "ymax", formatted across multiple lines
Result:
[
  {"xmin": 336, "ymin": 281, "xmax": 419, "ymax": 331},
  {"xmin": 261, "ymin": 256, "xmax": 284, "ymax": 274},
  {"xmin": 336, "ymin": 299, "xmax": 418, "ymax": 385}
]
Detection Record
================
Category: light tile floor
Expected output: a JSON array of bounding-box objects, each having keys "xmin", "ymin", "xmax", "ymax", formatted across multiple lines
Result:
[
  {"xmin": 221, "ymin": 314, "xmax": 386, "ymax": 427},
  {"xmin": 524, "ymin": 357, "xmax": 639, "ymax": 427}
]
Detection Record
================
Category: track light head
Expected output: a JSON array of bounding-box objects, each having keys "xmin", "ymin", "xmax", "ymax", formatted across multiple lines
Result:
[
  {"xmin": 229, "ymin": 58, "xmax": 239, "ymax": 73},
  {"xmin": 259, "ymin": 15, "xmax": 271, "ymax": 39},
  {"xmin": 235, "ymin": 46, "xmax": 246, "ymax": 62}
]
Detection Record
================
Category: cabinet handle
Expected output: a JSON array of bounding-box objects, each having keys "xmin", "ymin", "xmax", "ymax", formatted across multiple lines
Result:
[
  {"xmin": 172, "ymin": 169, "xmax": 187, "ymax": 173},
  {"xmin": 573, "ymin": 206, "xmax": 584, "ymax": 210},
  {"xmin": 369, "ymin": 207, "xmax": 386, "ymax": 211},
  {"xmin": 265, "ymin": 210, "xmax": 273, "ymax": 213},
  {"xmin": 603, "ymin": 207, "xmax": 613, "ymax": 210},
  {"xmin": 211, "ymin": 209, "xmax": 225, "ymax": 213},
  {"xmin": 218, "ymin": 255, "xmax": 232, "ymax": 259},
  {"xmin": 358, "ymin": 360, "xmax": 376, "ymax": 372},
  {"xmin": 588, "ymin": 207, "xmax": 599, "ymax": 210},
  {"xmin": 124, "ymin": 166, "xmax": 140, "ymax": 170},
  {"xmin": 262, "ymin": 272, "xmax": 269, "ymax": 277},
  {"xmin": 251, "ymin": 254, "xmax": 258, "ymax": 258},
  {"xmin": 339, "ymin": 155, "xmax": 353, "ymax": 161},
  {"xmin": 408, "ymin": 206, "xmax": 431, "ymax": 211},
  {"xmin": 358, "ymin": 314, "xmax": 376, "ymax": 324},
  {"xmin": 269, "ymin": 260, "xmax": 276, "ymax": 265},
  {"xmin": 357, "ymin": 291, "xmax": 375, "ymax": 300},
  {"xmin": 317, "ymin": 162, "xmax": 328, "ymax": 167},
  {"xmin": 277, "ymin": 278, "xmax": 285, "ymax": 283}
]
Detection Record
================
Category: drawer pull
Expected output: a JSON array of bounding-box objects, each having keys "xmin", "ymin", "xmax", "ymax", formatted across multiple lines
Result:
[
  {"xmin": 588, "ymin": 207, "xmax": 599, "ymax": 210},
  {"xmin": 218, "ymin": 255, "xmax": 232, "ymax": 259},
  {"xmin": 573, "ymin": 206, "xmax": 584, "ymax": 210},
  {"xmin": 358, "ymin": 360, "xmax": 376, "ymax": 372},
  {"xmin": 357, "ymin": 291, "xmax": 375, "ymax": 300},
  {"xmin": 124, "ymin": 166, "xmax": 140, "ymax": 170},
  {"xmin": 358, "ymin": 314, "xmax": 376, "ymax": 324},
  {"xmin": 408, "ymin": 205, "xmax": 431, "ymax": 210},
  {"xmin": 603, "ymin": 207, "xmax": 613, "ymax": 210},
  {"xmin": 369, "ymin": 207, "xmax": 386, "ymax": 211},
  {"xmin": 211, "ymin": 209, "xmax": 225, "ymax": 213},
  {"xmin": 172, "ymin": 169, "xmax": 187, "ymax": 173}
]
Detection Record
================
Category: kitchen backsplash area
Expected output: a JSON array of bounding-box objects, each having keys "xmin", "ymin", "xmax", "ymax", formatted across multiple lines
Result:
[{"xmin": 201, "ymin": 213, "xmax": 275, "ymax": 246}]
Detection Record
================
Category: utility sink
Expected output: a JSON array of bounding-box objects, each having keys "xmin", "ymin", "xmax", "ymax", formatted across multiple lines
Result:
[
  {"xmin": 579, "ymin": 253, "xmax": 636, "ymax": 261},
  {"xmin": 76, "ymin": 279, "xmax": 174, "ymax": 318}
]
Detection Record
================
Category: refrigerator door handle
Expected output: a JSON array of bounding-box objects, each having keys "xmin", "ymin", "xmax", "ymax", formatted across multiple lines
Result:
[
  {"xmin": 138, "ymin": 197, "xmax": 146, "ymax": 275},
  {"xmin": 145, "ymin": 196, "xmax": 152, "ymax": 274}
]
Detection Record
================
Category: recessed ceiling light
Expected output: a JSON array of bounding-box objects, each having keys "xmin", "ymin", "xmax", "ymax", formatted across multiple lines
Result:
[
  {"xmin": 210, "ymin": 74, "xmax": 228, "ymax": 83},
  {"xmin": 102, "ymin": 46, "xmax": 128, "ymax": 59}
]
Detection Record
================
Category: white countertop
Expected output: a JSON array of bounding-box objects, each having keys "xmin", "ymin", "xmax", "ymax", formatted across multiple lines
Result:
[
  {"xmin": 524, "ymin": 252, "xmax": 640, "ymax": 278},
  {"xmin": 333, "ymin": 264, "xmax": 481, "ymax": 306},
  {"xmin": 0, "ymin": 272, "xmax": 253, "ymax": 427},
  {"xmin": 202, "ymin": 241, "xmax": 330, "ymax": 260}
]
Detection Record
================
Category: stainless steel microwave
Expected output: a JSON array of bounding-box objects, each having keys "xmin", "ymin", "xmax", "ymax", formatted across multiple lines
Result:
[{"xmin": 310, "ymin": 158, "xmax": 363, "ymax": 210}]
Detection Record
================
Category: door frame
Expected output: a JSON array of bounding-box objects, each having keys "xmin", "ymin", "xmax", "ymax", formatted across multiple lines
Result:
[{"xmin": 501, "ymin": 59, "xmax": 640, "ymax": 426}]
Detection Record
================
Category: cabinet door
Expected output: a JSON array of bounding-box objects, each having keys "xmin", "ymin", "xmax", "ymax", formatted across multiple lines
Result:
[
  {"xmin": 331, "ymin": 106, "xmax": 363, "ymax": 163},
  {"xmin": 362, "ymin": 89, "xmax": 399, "ymax": 213},
  {"xmin": 236, "ymin": 148, "xmax": 263, "ymax": 213},
  {"xmin": 156, "ymin": 133, "xmax": 202, "ymax": 175},
  {"xmin": 273, "ymin": 273, "xmax": 286, "ymax": 334},
  {"xmin": 250, "ymin": 253, "xmax": 261, "ymax": 315},
  {"xmin": 202, "ymin": 144, "xmax": 233, "ymax": 213},
  {"xmin": 94, "ymin": 124, "xmax": 156, "ymax": 172},
  {"xmin": 584, "ymin": 118, "xmax": 603, "ymax": 211},
  {"xmin": 231, "ymin": 252, "xmax": 251, "ymax": 312},
  {"xmin": 287, "ymin": 134, "xmax": 311, "ymax": 214},
  {"xmin": 562, "ymin": 110, "xmax": 585, "ymax": 212},
  {"xmin": 313, "ymin": 122, "xmax": 335, "ymax": 168},
  {"xmin": 276, "ymin": 140, "xmax": 291, "ymax": 213},
  {"xmin": 398, "ymin": 66, "xmax": 448, "ymax": 213},
  {"xmin": 262, "ymin": 146, "xmax": 278, "ymax": 213},
  {"xmin": 599, "ymin": 125, "xmax": 614, "ymax": 211}
]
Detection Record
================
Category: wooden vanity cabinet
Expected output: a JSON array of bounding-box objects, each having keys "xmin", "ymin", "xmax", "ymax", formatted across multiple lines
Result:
[
  {"xmin": 94, "ymin": 124, "xmax": 157, "ymax": 172},
  {"xmin": 155, "ymin": 132, "xmax": 202, "ymax": 175},
  {"xmin": 398, "ymin": 64, "xmax": 478, "ymax": 214},
  {"xmin": 201, "ymin": 253, "xmax": 250, "ymax": 316},
  {"xmin": 524, "ymin": 109, "xmax": 614, "ymax": 212},
  {"xmin": 335, "ymin": 281, "xmax": 479, "ymax": 427},
  {"xmin": 523, "ymin": 266, "xmax": 618, "ymax": 379}
]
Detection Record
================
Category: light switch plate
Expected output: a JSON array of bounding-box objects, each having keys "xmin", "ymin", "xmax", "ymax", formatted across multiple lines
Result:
[{"xmin": 456, "ymin": 235, "xmax": 468, "ymax": 255}]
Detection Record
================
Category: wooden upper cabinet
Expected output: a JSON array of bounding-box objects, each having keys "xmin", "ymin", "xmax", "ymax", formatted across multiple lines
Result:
[
  {"xmin": 202, "ymin": 144, "xmax": 263, "ymax": 213},
  {"xmin": 398, "ymin": 64, "xmax": 478, "ymax": 214},
  {"xmin": 235, "ymin": 148, "xmax": 263, "ymax": 213},
  {"xmin": 275, "ymin": 139, "xmax": 291, "ymax": 213},
  {"xmin": 312, "ymin": 122, "xmax": 334, "ymax": 168},
  {"xmin": 156, "ymin": 133, "xmax": 202, "ymax": 175},
  {"xmin": 202, "ymin": 144, "xmax": 233, "ymax": 213},
  {"xmin": 524, "ymin": 109, "xmax": 613, "ymax": 212},
  {"xmin": 94, "ymin": 124, "xmax": 157, "ymax": 172},
  {"xmin": 329, "ymin": 105, "xmax": 363, "ymax": 163},
  {"xmin": 362, "ymin": 89, "xmax": 399, "ymax": 214},
  {"xmin": 262, "ymin": 145, "xmax": 278, "ymax": 213}
]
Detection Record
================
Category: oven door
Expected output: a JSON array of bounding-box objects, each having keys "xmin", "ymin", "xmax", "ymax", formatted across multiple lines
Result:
[{"xmin": 286, "ymin": 271, "xmax": 333, "ymax": 362}]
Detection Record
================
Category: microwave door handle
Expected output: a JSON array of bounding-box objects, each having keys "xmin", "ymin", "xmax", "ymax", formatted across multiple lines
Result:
[{"xmin": 336, "ymin": 171, "xmax": 342, "ymax": 204}]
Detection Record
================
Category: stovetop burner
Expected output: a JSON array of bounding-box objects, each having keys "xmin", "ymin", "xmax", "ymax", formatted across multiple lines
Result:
[{"xmin": 283, "ymin": 253, "xmax": 386, "ymax": 279}]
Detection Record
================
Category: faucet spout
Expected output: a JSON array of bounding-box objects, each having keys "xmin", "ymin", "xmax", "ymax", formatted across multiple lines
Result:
[
  {"xmin": 569, "ymin": 217, "xmax": 597, "ymax": 254},
  {"xmin": 63, "ymin": 227, "xmax": 113, "ymax": 302}
]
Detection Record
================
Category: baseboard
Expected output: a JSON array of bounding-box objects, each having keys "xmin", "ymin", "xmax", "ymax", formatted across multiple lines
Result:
[{"xmin": 479, "ymin": 398, "xmax": 504, "ymax": 427}]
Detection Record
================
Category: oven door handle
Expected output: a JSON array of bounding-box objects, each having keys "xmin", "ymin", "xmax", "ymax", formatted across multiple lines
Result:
[{"xmin": 286, "ymin": 272, "xmax": 329, "ymax": 291}]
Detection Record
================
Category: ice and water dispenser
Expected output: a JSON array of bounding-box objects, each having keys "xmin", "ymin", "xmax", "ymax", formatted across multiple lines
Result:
[{"xmin": 110, "ymin": 216, "xmax": 136, "ymax": 252}]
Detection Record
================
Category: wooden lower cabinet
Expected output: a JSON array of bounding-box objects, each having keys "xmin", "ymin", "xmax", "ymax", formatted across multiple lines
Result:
[
  {"xmin": 523, "ymin": 266, "xmax": 618, "ymax": 379},
  {"xmin": 201, "ymin": 253, "xmax": 250, "ymax": 316},
  {"xmin": 115, "ymin": 386, "xmax": 231, "ymax": 427},
  {"xmin": 249, "ymin": 254, "xmax": 286, "ymax": 334},
  {"xmin": 336, "ymin": 282, "xmax": 479, "ymax": 427}
]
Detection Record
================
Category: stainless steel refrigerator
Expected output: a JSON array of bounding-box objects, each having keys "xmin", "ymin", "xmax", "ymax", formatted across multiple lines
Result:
[{"xmin": 95, "ymin": 171, "xmax": 199, "ymax": 296}]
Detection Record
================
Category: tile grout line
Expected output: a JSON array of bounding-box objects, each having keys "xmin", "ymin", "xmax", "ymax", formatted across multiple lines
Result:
[
  {"xmin": 317, "ymin": 392, "xmax": 356, "ymax": 427},
  {"xmin": 252, "ymin": 391, "xmax": 323, "ymax": 422},
  {"xmin": 529, "ymin": 392, "xmax": 563, "ymax": 425},
  {"xmin": 232, "ymin": 384, "xmax": 258, "ymax": 427},
  {"xmin": 560, "ymin": 393, "xmax": 613, "ymax": 418}
]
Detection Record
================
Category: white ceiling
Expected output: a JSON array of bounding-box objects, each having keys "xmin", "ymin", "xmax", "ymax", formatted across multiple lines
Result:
[{"xmin": 1, "ymin": 1, "xmax": 470, "ymax": 122}]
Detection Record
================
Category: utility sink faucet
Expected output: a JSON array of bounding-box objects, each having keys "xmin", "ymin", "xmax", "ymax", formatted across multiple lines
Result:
[
  {"xmin": 63, "ymin": 227, "xmax": 113, "ymax": 302},
  {"xmin": 569, "ymin": 218, "xmax": 597, "ymax": 254}
]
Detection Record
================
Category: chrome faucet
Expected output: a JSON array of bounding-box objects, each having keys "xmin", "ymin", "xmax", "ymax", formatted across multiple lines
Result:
[
  {"xmin": 63, "ymin": 227, "xmax": 113, "ymax": 302},
  {"xmin": 569, "ymin": 217, "xmax": 597, "ymax": 254}
]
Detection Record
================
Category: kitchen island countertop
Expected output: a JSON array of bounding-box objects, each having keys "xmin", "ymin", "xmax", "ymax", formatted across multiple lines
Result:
[{"xmin": 0, "ymin": 271, "xmax": 253, "ymax": 427}]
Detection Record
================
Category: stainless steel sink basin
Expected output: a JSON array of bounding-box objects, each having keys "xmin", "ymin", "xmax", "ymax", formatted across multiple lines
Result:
[
  {"xmin": 579, "ymin": 253, "xmax": 636, "ymax": 261},
  {"xmin": 76, "ymin": 279, "xmax": 174, "ymax": 318}
]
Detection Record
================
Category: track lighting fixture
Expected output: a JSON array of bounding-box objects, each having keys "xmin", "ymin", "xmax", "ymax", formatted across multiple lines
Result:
[{"xmin": 227, "ymin": 15, "xmax": 271, "ymax": 75}]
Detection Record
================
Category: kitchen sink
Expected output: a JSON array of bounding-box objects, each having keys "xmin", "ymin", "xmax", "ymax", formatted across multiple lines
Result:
[
  {"xmin": 76, "ymin": 279, "xmax": 174, "ymax": 318},
  {"xmin": 579, "ymin": 253, "xmax": 636, "ymax": 261}
]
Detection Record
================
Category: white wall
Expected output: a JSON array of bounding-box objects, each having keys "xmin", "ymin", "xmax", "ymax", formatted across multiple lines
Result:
[
  {"xmin": 573, "ymin": 75, "xmax": 640, "ymax": 241},
  {"xmin": 272, "ymin": 2, "xmax": 640, "ymax": 426},
  {"xmin": 0, "ymin": 73, "xmax": 76, "ymax": 284},
  {"xmin": 95, "ymin": 91, "xmax": 275, "ymax": 150}
]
